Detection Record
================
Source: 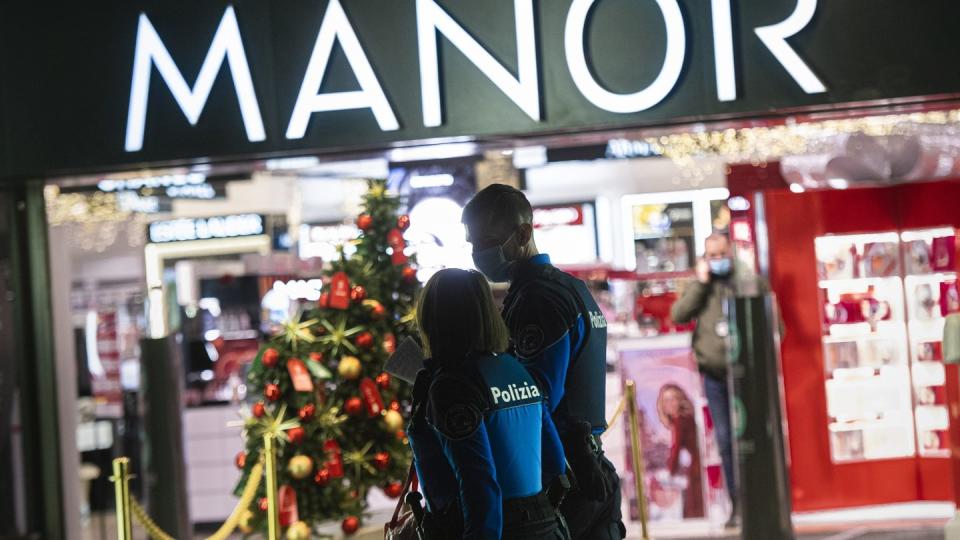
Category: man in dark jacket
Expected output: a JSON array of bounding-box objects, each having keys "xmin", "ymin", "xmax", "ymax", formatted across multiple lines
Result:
[
  {"xmin": 462, "ymin": 184, "xmax": 625, "ymax": 540},
  {"xmin": 670, "ymin": 233, "xmax": 738, "ymax": 528}
]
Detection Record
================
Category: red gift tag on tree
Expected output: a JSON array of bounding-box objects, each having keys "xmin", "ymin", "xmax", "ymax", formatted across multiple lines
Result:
[
  {"xmin": 359, "ymin": 377, "xmax": 385, "ymax": 417},
  {"xmin": 286, "ymin": 358, "xmax": 315, "ymax": 393},
  {"xmin": 278, "ymin": 485, "xmax": 299, "ymax": 527},
  {"xmin": 325, "ymin": 439, "xmax": 344, "ymax": 478},
  {"xmin": 329, "ymin": 272, "xmax": 351, "ymax": 310}
]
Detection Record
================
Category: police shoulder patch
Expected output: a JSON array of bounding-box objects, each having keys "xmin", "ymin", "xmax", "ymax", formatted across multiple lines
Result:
[
  {"xmin": 426, "ymin": 373, "xmax": 485, "ymax": 440},
  {"xmin": 517, "ymin": 323, "xmax": 545, "ymax": 358},
  {"xmin": 437, "ymin": 402, "xmax": 483, "ymax": 440}
]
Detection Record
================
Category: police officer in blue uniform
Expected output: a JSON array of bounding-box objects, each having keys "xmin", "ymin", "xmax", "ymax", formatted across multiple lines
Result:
[
  {"xmin": 408, "ymin": 268, "xmax": 570, "ymax": 540},
  {"xmin": 463, "ymin": 185, "xmax": 626, "ymax": 540}
]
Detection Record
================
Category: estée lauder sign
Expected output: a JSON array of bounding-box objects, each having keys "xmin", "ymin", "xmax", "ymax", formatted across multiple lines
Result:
[
  {"xmin": 124, "ymin": 0, "xmax": 826, "ymax": 153},
  {"xmin": 6, "ymin": 0, "xmax": 957, "ymax": 176}
]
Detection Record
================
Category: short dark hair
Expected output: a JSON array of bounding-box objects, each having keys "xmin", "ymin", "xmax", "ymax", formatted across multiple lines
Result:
[
  {"xmin": 462, "ymin": 184, "xmax": 533, "ymax": 234},
  {"xmin": 416, "ymin": 268, "xmax": 510, "ymax": 362}
]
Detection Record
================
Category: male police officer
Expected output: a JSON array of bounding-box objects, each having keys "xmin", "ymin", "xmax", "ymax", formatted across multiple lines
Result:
[{"xmin": 463, "ymin": 184, "xmax": 625, "ymax": 540}]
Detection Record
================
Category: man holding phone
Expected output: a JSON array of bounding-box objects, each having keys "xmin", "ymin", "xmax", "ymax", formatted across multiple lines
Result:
[{"xmin": 670, "ymin": 233, "xmax": 739, "ymax": 529}]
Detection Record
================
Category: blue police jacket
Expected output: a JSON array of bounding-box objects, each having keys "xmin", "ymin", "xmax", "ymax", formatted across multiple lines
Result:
[
  {"xmin": 502, "ymin": 254, "xmax": 609, "ymax": 435},
  {"xmin": 406, "ymin": 352, "xmax": 566, "ymax": 540}
]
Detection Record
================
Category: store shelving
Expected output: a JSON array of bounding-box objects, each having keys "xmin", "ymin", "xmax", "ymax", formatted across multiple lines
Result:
[
  {"xmin": 815, "ymin": 228, "xmax": 958, "ymax": 462},
  {"xmin": 901, "ymin": 229, "xmax": 956, "ymax": 457}
]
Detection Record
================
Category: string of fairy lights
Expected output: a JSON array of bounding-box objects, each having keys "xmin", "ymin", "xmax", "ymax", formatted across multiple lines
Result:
[
  {"xmin": 44, "ymin": 185, "xmax": 148, "ymax": 253},
  {"xmin": 44, "ymin": 107, "xmax": 960, "ymax": 252}
]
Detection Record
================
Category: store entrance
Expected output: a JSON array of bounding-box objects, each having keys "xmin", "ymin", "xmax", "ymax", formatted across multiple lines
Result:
[{"xmin": 766, "ymin": 179, "xmax": 960, "ymax": 511}]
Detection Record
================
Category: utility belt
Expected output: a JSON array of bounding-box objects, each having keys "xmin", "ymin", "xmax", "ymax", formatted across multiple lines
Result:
[
  {"xmin": 502, "ymin": 490, "xmax": 562, "ymax": 539},
  {"xmin": 560, "ymin": 421, "xmax": 616, "ymax": 502},
  {"xmin": 410, "ymin": 476, "xmax": 568, "ymax": 540}
]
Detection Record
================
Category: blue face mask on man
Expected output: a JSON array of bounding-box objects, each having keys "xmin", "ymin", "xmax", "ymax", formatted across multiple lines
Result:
[
  {"xmin": 472, "ymin": 232, "xmax": 517, "ymax": 283},
  {"xmin": 708, "ymin": 257, "xmax": 733, "ymax": 276}
]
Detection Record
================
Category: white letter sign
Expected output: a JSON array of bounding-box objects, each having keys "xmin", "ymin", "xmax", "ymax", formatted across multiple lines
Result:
[
  {"xmin": 286, "ymin": 0, "xmax": 399, "ymax": 139},
  {"xmin": 565, "ymin": 0, "xmax": 686, "ymax": 113},
  {"xmin": 754, "ymin": 0, "xmax": 826, "ymax": 93},
  {"xmin": 125, "ymin": 6, "xmax": 265, "ymax": 152},
  {"xmin": 416, "ymin": 0, "xmax": 540, "ymax": 127}
]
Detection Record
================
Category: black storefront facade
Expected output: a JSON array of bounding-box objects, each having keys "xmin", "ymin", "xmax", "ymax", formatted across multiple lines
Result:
[{"xmin": 1, "ymin": 1, "xmax": 959, "ymax": 537}]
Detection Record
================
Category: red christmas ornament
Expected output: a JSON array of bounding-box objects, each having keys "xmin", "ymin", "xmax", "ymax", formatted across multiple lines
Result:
[
  {"xmin": 368, "ymin": 302, "xmax": 386, "ymax": 320},
  {"xmin": 252, "ymin": 401, "xmax": 266, "ymax": 418},
  {"xmin": 356, "ymin": 214, "xmax": 373, "ymax": 231},
  {"xmin": 264, "ymin": 383, "xmax": 281, "ymax": 402},
  {"xmin": 401, "ymin": 266, "xmax": 417, "ymax": 284},
  {"xmin": 235, "ymin": 451, "xmax": 247, "ymax": 469},
  {"xmin": 375, "ymin": 372, "xmax": 391, "ymax": 389},
  {"xmin": 372, "ymin": 451, "xmax": 391, "ymax": 470},
  {"xmin": 389, "ymin": 400, "xmax": 401, "ymax": 412},
  {"xmin": 397, "ymin": 214, "xmax": 411, "ymax": 231},
  {"xmin": 314, "ymin": 467, "xmax": 331, "ymax": 486},
  {"xmin": 359, "ymin": 377, "xmax": 385, "ymax": 417},
  {"xmin": 318, "ymin": 292, "xmax": 330, "ymax": 309},
  {"xmin": 387, "ymin": 228, "xmax": 405, "ymax": 248},
  {"xmin": 258, "ymin": 497, "xmax": 269, "ymax": 512},
  {"xmin": 344, "ymin": 397, "xmax": 363, "ymax": 416},
  {"xmin": 342, "ymin": 516, "xmax": 360, "ymax": 535},
  {"xmin": 350, "ymin": 285, "xmax": 367, "ymax": 302},
  {"xmin": 325, "ymin": 440, "xmax": 345, "ymax": 478},
  {"xmin": 384, "ymin": 481, "xmax": 403, "ymax": 498},
  {"xmin": 396, "ymin": 430, "xmax": 406, "ymax": 442},
  {"xmin": 298, "ymin": 403, "xmax": 316, "ymax": 421},
  {"xmin": 286, "ymin": 426, "xmax": 305, "ymax": 445},
  {"xmin": 261, "ymin": 347, "xmax": 279, "ymax": 368},
  {"xmin": 309, "ymin": 351, "xmax": 323, "ymax": 363},
  {"xmin": 355, "ymin": 331, "xmax": 374, "ymax": 350},
  {"xmin": 383, "ymin": 333, "xmax": 397, "ymax": 355},
  {"xmin": 391, "ymin": 249, "xmax": 409, "ymax": 266}
]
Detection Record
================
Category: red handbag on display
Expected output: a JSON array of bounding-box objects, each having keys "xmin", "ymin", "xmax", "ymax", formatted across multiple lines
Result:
[{"xmin": 384, "ymin": 461, "xmax": 419, "ymax": 540}]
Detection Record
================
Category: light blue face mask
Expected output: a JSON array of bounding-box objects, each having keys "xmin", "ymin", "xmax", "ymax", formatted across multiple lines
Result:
[
  {"xmin": 708, "ymin": 257, "xmax": 733, "ymax": 276},
  {"xmin": 472, "ymin": 232, "xmax": 517, "ymax": 283}
]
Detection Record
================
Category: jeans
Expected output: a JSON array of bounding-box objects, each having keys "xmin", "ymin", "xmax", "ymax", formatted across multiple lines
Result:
[{"xmin": 704, "ymin": 373, "xmax": 737, "ymax": 503}]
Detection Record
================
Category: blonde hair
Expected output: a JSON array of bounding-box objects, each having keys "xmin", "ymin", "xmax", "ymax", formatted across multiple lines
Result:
[{"xmin": 416, "ymin": 269, "xmax": 510, "ymax": 361}]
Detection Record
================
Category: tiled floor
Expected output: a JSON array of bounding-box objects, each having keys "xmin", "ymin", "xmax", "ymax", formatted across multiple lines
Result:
[{"xmin": 81, "ymin": 502, "xmax": 952, "ymax": 540}]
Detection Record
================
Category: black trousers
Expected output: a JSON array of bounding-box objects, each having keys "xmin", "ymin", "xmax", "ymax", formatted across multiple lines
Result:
[{"xmin": 560, "ymin": 453, "xmax": 626, "ymax": 540}]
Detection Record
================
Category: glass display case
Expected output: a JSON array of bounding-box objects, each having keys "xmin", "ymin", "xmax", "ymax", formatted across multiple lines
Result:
[
  {"xmin": 815, "ymin": 228, "xmax": 957, "ymax": 463},
  {"xmin": 902, "ymin": 227, "xmax": 956, "ymax": 456}
]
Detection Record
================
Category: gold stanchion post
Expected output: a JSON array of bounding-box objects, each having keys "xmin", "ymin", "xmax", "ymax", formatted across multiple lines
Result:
[
  {"xmin": 111, "ymin": 457, "xmax": 133, "ymax": 540},
  {"xmin": 264, "ymin": 433, "xmax": 281, "ymax": 540},
  {"xmin": 626, "ymin": 381, "xmax": 651, "ymax": 540}
]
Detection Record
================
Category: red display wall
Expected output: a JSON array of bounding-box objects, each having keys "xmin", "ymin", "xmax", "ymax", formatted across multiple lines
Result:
[{"xmin": 764, "ymin": 179, "xmax": 960, "ymax": 511}]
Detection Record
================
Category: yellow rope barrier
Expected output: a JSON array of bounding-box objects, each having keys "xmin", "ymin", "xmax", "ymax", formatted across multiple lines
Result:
[
  {"xmin": 130, "ymin": 499, "xmax": 176, "ymax": 540},
  {"xmin": 207, "ymin": 460, "xmax": 264, "ymax": 540},
  {"xmin": 601, "ymin": 393, "xmax": 629, "ymax": 436},
  {"xmin": 119, "ymin": 460, "xmax": 264, "ymax": 540}
]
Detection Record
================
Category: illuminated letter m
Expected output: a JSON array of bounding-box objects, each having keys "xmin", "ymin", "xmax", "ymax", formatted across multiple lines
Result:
[{"xmin": 124, "ymin": 6, "xmax": 265, "ymax": 152}]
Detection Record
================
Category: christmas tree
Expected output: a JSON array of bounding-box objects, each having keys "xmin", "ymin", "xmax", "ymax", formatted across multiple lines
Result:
[{"xmin": 234, "ymin": 180, "xmax": 420, "ymax": 538}]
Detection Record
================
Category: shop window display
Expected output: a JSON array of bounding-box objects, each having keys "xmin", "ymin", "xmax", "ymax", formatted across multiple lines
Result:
[{"xmin": 815, "ymin": 228, "xmax": 958, "ymax": 462}]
